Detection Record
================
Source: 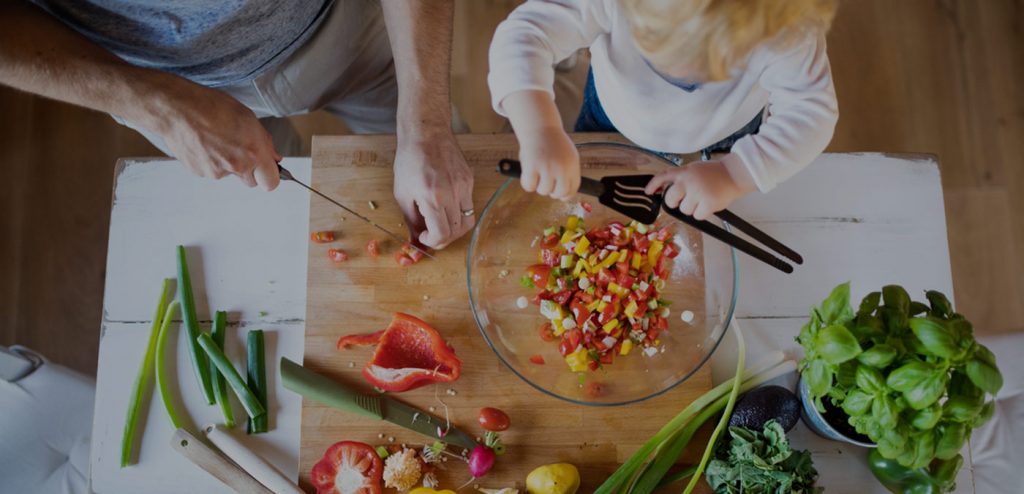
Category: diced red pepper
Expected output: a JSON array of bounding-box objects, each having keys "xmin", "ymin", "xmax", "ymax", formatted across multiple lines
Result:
[
  {"xmin": 655, "ymin": 226, "xmax": 672, "ymax": 241},
  {"xmin": 311, "ymin": 231, "xmax": 336, "ymax": 243},
  {"xmin": 540, "ymin": 233, "xmax": 560, "ymax": 249},
  {"xmin": 530, "ymin": 355, "xmax": 546, "ymax": 365},
  {"xmin": 597, "ymin": 268, "xmax": 615, "ymax": 287},
  {"xmin": 402, "ymin": 243, "xmax": 426, "ymax": 262},
  {"xmin": 664, "ymin": 242, "xmax": 679, "ymax": 259},
  {"xmin": 328, "ymin": 248, "xmax": 349, "ymax": 262},
  {"xmin": 581, "ymin": 201, "xmax": 593, "ymax": 213},
  {"xmin": 366, "ymin": 239, "xmax": 380, "ymax": 257},
  {"xmin": 586, "ymin": 381, "xmax": 606, "ymax": 397},
  {"xmin": 527, "ymin": 264, "xmax": 552, "ymax": 286},
  {"xmin": 552, "ymin": 290, "xmax": 572, "ymax": 305},
  {"xmin": 539, "ymin": 322, "xmax": 556, "ymax": 342},
  {"xmin": 395, "ymin": 252, "xmax": 414, "ymax": 266}
]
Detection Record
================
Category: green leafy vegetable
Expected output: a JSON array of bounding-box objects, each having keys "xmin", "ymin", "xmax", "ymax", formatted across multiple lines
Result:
[
  {"xmin": 197, "ymin": 333, "xmax": 265, "ymax": 420},
  {"xmin": 177, "ymin": 246, "xmax": 215, "ymax": 405},
  {"xmin": 705, "ymin": 421, "xmax": 820, "ymax": 494},
  {"xmin": 210, "ymin": 311, "xmax": 235, "ymax": 428},
  {"xmin": 246, "ymin": 330, "xmax": 268, "ymax": 434},
  {"xmin": 120, "ymin": 278, "xmax": 173, "ymax": 467},
  {"xmin": 155, "ymin": 300, "xmax": 185, "ymax": 429}
]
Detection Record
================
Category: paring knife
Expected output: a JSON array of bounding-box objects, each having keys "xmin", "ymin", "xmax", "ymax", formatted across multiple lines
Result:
[
  {"xmin": 280, "ymin": 357, "xmax": 477, "ymax": 452},
  {"xmin": 277, "ymin": 164, "xmax": 435, "ymax": 260}
]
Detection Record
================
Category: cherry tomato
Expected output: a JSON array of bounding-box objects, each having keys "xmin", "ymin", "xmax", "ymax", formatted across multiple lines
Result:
[
  {"xmin": 540, "ymin": 233, "xmax": 560, "ymax": 249},
  {"xmin": 478, "ymin": 407, "xmax": 511, "ymax": 432},
  {"xmin": 395, "ymin": 252, "xmax": 414, "ymax": 267},
  {"xmin": 559, "ymin": 339, "xmax": 574, "ymax": 357},
  {"xmin": 526, "ymin": 264, "xmax": 552, "ymax": 286},
  {"xmin": 586, "ymin": 381, "xmax": 606, "ymax": 398},
  {"xmin": 311, "ymin": 231, "xmax": 336, "ymax": 243},
  {"xmin": 310, "ymin": 441, "xmax": 382, "ymax": 494},
  {"xmin": 327, "ymin": 248, "xmax": 349, "ymax": 262},
  {"xmin": 552, "ymin": 290, "xmax": 572, "ymax": 305},
  {"xmin": 366, "ymin": 239, "xmax": 380, "ymax": 257},
  {"xmin": 540, "ymin": 321, "xmax": 557, "ymax": 342},
  {"xmin": 529, "ymin": 354, "xmax": 546, "ymax": 365},
  {"xmin": 565, "ymin": 329, "xmax": 582, "ymax": 349}
]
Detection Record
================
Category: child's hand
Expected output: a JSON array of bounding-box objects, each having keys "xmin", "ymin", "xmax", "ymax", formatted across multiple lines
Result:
[
  {"xmin": 517, "ymin": 126, "xmax": 581, "ymax": 201},
  {"xmin": 644, "ymin": 161, "xmax": 751, "ymax": 220}
]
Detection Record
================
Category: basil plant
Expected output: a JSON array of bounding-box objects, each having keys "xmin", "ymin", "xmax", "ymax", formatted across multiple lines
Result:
[{"xmin": 798, "ymin": 283, "xmax": 1002, "ymax": 470}]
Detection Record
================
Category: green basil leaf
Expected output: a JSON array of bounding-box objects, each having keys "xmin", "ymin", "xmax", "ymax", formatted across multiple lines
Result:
[
  {"xmin": 819, "ymin": 282, "xmax": 853, "ymax": 324},
  {"xmin": 887, "ymin": 361, "xmax": 933, "ymax": 392},
  {"xmin": 943, "ymin": 395, "xmax": 983, "ymax": 422},
  {"xmin": 905, "ymin": 371, "xmax": 948, "ymax": 410},
  {"xmin": 949, "ymin": 370, "xmax": 983, "ymax": 401},
  {"xmin": 972, "ymin": 400, "xmax": 995, "ymax": 428},
  {"xmin": 858, "ymin": 291, "xmax": 881, "ymax": 317},
  {"xmin": 909, "ymin": 317, "xmax": 958, "ymax": 359},
  {"xmin": 814, "ymin": 324, "xmax": 863, "ymax": 364},
  {"xmin": 910, "ymin": 405, "xmax": 942, "ymax": 430},
  {"xmin": 973, "ymin": 344, "xmax": 997, "ymax": 366},
  {"xmin": 855, "ymin": 365, "xmax": 885, "ymax": 394},
  {"xmin": 932, "ymin": 454, "xmax": 963, "ymax": 489},
  {"xmin": 882, "ymin": 285, "xmax": 911, "ymax": 316},
  {"xmin": 842, "ymin": 390, "xmax": 874, "ymax": 416},
  {"xmin": 910, "ymin": 430, "xmax": 936, "ymax": 469},
  {"xmin": 926, "ymin": 290, "xmax": 952, "ymax": 317},
  {"xmin": 877, "ymin": 426, "xmax": 908, "ymax": 459},
  {"xmin": 857, "ymin": 344, "xmax": 898, "ymax": 368},
  {"xmin": 882, "ymin": 306, "xmax": 909, "ymax": 333},
  {"xmin": 872, "ymin": 395, "xmax": 899, "ymax": 429},
  {"xmin": 966, "ymin": 357, "xmax": 1003, "ymax": 395},
  {"xmin": 909, "ymin": 301, "xmax": 930, "ymax": 316},
  {"xmin": 805, "ymin": 359, "xmax": 833, "ymax": 399},
  {"xmin": 935, "ymin": 423, "xmax": 968, "ymax": 460},
  {"xmin": 836, "ymin": 361, "xmax": 858, "ymax": 388}
]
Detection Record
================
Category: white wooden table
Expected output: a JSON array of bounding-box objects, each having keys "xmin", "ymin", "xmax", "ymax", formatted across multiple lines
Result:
[{"xmin": 89, "ymin": 152, "xmax": 973, "ymax": 493}]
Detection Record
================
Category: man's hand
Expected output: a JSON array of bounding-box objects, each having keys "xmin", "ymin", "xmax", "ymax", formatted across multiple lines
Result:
[
  {"xmin": 157, "ymin": 85, "xmax": 282, "ymax": 190},
  {"xmin": 517, "ymin": 125, "xmax": 580, "ymax": 201},
  {"xmin": 393, "ymin": 133, "xmax": 475, "ymax": 249},
  {"xmin": 644, "ymin": 160, "xmax": 753, "ymax": 220}
]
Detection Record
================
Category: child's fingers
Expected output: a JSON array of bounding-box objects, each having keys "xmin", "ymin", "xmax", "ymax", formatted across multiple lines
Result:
[
  {"xmin": 663, "ymin": 183, "xmax": 686, "ymax": 208},
  {"xmin": 644, "ymin": 173, "xmax": 673, "ymax": 195},
  {"xmin": 678, "ymin": 192, "xmax": 698, "ymax": 216}
]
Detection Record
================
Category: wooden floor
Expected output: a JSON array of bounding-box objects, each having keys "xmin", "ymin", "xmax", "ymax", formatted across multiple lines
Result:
[{"xmin": 1, "ymin": 0, "xmax": 1021, "ymax": 375}]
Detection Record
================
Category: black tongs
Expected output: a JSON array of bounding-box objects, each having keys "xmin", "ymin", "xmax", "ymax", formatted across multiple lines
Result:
[{"xmin": 497, "ymin": 159, "xmax": 802, "ymax": 273}]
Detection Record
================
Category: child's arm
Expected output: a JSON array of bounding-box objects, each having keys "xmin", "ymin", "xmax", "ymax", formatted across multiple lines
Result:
[
  {"xmin": 488, "ymin": 0, "xmax": 615, "ymax": 200},
  {"xmin": 723, "ymin": 31, "xmax": 839, "ymax": 193}
]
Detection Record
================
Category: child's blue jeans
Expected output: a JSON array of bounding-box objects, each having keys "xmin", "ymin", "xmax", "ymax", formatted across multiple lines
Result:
[{"xmin": 573, "ymin": 70, "xmax": 763, "ymax": 158}]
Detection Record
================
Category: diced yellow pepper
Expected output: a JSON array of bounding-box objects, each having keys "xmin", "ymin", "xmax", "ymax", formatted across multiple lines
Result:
[
  {"xmin": 553, "ymin": 317, "xmax": 566, "ymax": 336},
  {"xmin": 602, "ymin": 319, "xmax": 619, "ymax": 332},
  {"xmin": 610, "ymin": 326, "xmax": 623, "ymax": 338},
  {"xmin": 597, "ymin": 300, "xmax": 608, "ymax": 312},
  {"xmin": 560, "ymin": 230, "xmax": 575, "ymax": 245},
  {"xmin": 620, "ymin": 339, "xmax": 634, "ymax": 355},
  {"xmin": 648, "ymin": 240, "xmax": 665, "ymax": 269},
  {"xmin": 631, "ymin": 251, "xmax": 643, "ymax": 270},
  {"xmin": 596, "ymin": 253, "xmax": 618, "ymax": 271},
  {"xmin": 573, "ymin": 258, "xmax": 592, "ymax": 277},
  {"xmin": 574, "ymin": 236, "xmax": 591, "ymax": 256},
  {"xmin": 565, "ymin": 348, "xmax": 589, "ymax": 372},
  {"xmin": 624, "ymin": 300, "xmax": 639, "ymax": 318},
  {"xmin": 566, "ymin": 215, "xmax": 580, "ymax": 230},
  {"xmin": 586, "ymin": 299, "xmax": 601, "ymax": 312}
]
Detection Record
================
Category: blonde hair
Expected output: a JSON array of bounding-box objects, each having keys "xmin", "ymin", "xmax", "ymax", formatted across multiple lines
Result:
[{"xmin": 621, "ymin": 0, "xmax": 838, "ymax": 81}]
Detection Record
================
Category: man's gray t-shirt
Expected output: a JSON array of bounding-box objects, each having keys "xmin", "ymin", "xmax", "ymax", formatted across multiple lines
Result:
[{"xmin": 31, "ymin": 0, "xmax": 332, "ymax": 87}]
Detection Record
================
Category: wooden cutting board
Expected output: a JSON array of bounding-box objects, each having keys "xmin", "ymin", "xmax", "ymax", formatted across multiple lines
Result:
[{"xmin": 301, "ymin": 134, "xmax": 713, "ymax": 492}]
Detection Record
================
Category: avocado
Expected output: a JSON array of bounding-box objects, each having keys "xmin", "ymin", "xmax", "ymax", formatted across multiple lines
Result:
[{"xmin": 729, "ymin": 385, "xmax": 800, "ymax": 432}]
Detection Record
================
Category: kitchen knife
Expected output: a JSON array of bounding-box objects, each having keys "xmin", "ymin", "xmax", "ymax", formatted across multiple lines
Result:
[
  {"xmin": 280, "ymin": 357, "xmax": 477, "ymax": 452},
  {"xmin": 277, "ymin": 164, "xmax": 434, "ymax": 260}
]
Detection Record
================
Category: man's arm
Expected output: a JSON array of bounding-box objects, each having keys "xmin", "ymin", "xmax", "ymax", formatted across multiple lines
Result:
[
  {"xmin": 381, "ymin": 0, "xmax": 474, "ymax": 249},
  {"xmin": 0, "ymin": 1, "xmax": 281, "ymax": 190}
]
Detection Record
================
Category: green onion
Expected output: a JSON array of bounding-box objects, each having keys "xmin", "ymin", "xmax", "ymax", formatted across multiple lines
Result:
[
  {"xmin": 155, "ymin": 300, "xmax": 185, "ymax": 429},
  {"xmin": 120, "ymin": 278, "xmax": 173, "ymax": 467},
  {"xmin": 197, "ymin": 333, "xmax": 265, "ymax": 419},
  {"xmin": 246, "ymin": 330, "xmax": 268, "ymax": 434},
  {"xmin": 177, "ymin": 246, "xmax": 215, "ymax": 405},
  {"xmin": 210, "ymin": 311, "xmax": 235, "ymax": 428},
  {"xmin": 654, "ymin": 465, "xmax": 696, "ymax": 489},
  {"xmin": 595, "ymin": 347, "xmax": 791, "ymax": 494}
]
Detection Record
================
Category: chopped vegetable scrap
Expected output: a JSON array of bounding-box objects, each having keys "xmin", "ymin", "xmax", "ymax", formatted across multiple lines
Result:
[
  {"xmin": 382, "ymin": 448, "xmax": 422, "ymax": 490},
  {"xmin": 328, "ymin": 248, "xmax": 349, "ymax": 263},
  {"xmin": 529, "ymin": 355, "xmax": 545, "ymax": 365},
  {"xmin": 366, "ymin": 239, "xmax": 381, "ymax": 257},
  {"xmin": 311, "ymin": 231, "xmax": 336, "ymax": 243},
  {"xmin": 525, "ymin": 216, "xmax": 679, "ymax": 372},
  {"xmin": 478, "ymin": 407, "xmax": 511, "ymax": 432},
  {"xmin": 336, "ymin": 313, "xmax": 461, "ymax": 392},
  {"xmin": 311, "ymin": 441, "xmax": 383, "ymax": 494},
  {"xmin": 396, "ymin": 242, "xmax": 427, "ymax": 266}
]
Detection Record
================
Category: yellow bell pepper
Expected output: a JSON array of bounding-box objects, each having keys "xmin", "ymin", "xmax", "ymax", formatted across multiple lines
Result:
[
  {"xmin": 573, "ymin": 236, "xmax": 590, "ymax": 256},
  {"xmin": 648, "ymin": 240, "xmax": 664, "ymax": 269},
  {"xmin": 631, "ymin": 251, "xmax": 643, "ymax": 270},
  {"xmin": 620, "ymin": 339, "xmax": 634, "ymax": 355},
  {"xmin": 564, "ymin": 348, "xmax": 589, "ymax": 372},
  {"xmin": 602, "ymin": 319, "xmax": 619, "ymax": 332},
  {"xmin": 623, "ymin": 300, "xmax": 638, "ymax": 319},
  {"xmin": 565, "ymin": 215, "xmax": 580, "ymax": 230}
]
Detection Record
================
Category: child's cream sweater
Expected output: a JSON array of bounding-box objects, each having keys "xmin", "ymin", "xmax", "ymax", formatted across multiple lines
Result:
[{"xmin": 488, "ymin": 0, "xmax": 838, "ymax": 193}]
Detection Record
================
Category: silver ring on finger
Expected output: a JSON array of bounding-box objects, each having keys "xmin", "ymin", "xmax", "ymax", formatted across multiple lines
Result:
[{"xmin": 461, "ymin": 208, "xmax": 475, "ymax": 217}]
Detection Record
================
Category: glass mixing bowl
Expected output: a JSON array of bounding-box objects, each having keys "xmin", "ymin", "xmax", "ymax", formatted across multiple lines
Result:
[{"xmin": 467, "ymin": 142, "xmax": 738, "ymax": 406}]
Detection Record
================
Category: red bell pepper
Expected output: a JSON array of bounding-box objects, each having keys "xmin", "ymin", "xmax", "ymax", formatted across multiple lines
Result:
[
  {"xmin": 311, "ymin": 441, "xmax": 383, "ymax": 494},
  {"xmin": 336, "ymin": 330, "xmax": 385, "ymax": 350},
  {"xmin": 346, "ymin": 313, "xmax": 461, "ymax": 392}
]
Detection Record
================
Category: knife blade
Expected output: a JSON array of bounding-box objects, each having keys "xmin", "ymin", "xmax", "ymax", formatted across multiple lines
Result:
[
  {"xmin": 280, "ymin": 357, "xmax": 477, "ymax": 452},
  {"xmin": 277, "ymin": 164, "xmax": 435, "ymax": 260}
]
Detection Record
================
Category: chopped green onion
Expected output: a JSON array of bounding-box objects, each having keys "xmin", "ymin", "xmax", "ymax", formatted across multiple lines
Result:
[
  {"xmin": 210, "ymin": 311, "xmax": 235, "ymax": 428},
  {"xmin": 375, "ymin": 446, "xmax": 390, "ymax": 459},
  {"xmin": 155, "ymin": 300, "xmax": 185, "ymax": 429},
  {"xmin": 543, "ymin": 227, "xmax": 556, "ymax": 236},
  {"xmin": 246, "ymin": 330, "xmax": 268, "ymax": 434},
  {"xmin": 120, "ymin": 278, "xmax": 173, "ymax": 467},
  {"xmin": 176, "ymin": 246, "xmax": 215, "ymax": 405},
  {"xmin": 519, "ymin": 275, "xmax": 534, "ymax": 289},
  {"xmin": 197, "ymin": 333, "xmax": 265, "ymax": 419}
]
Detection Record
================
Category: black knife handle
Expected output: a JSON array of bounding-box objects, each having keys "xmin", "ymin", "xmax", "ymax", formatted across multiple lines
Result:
[{"xmin": 497, "ymin": 159, "xmax": 604, "ymax": 198}]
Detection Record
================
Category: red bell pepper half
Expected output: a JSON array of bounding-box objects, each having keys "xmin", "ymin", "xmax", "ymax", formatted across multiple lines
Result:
[
  {"xmin": 311, "ymin": 441, "xmax": 383, "ymax": 494},
  {"xmin": 337, "ymin": 313, "xmax": 461, "ymax": 392}
]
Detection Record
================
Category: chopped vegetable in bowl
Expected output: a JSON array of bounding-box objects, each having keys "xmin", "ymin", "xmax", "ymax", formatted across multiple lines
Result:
[{"xmin": 523, "ymin": 212, "xmax": 680, "ymax": 371}]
